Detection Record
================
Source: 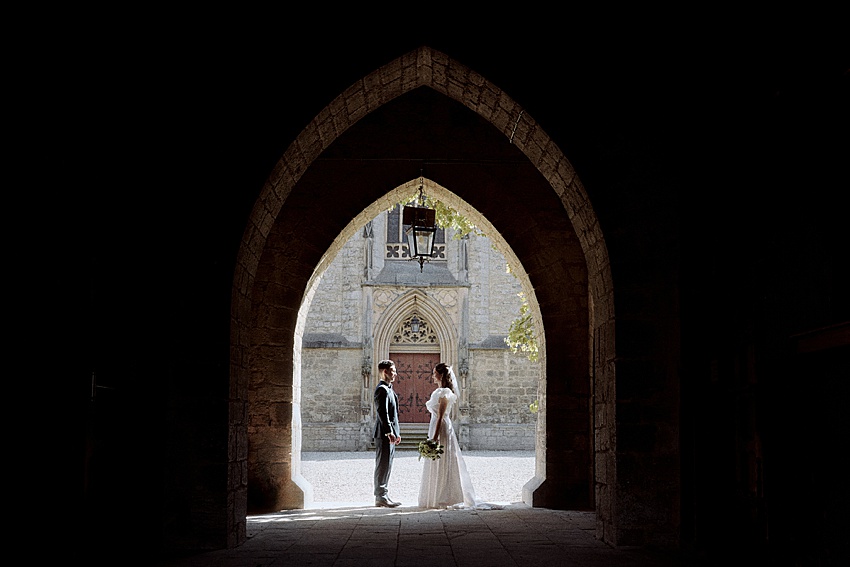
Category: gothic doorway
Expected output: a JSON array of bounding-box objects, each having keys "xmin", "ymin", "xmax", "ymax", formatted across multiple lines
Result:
[{"xmin": 392, "ymin": 352, "xmax": 439, "ymax": 423}]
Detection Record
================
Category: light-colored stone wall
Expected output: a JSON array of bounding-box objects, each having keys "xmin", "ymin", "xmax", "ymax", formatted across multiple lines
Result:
[
  {"xmin": 301, "ymin": 348, "xmax": 362, "ymax": 423},
  {"xmin": 468, "ymin": 424, "xmax": 536, "ymax": 450},
  {"xmin": 301, "ymin": 423, "xmax": 363, "ymax": 452},
  {"xmin": 467, "ymin": 350, "xmax": 539, "ymax": 425},
  {"xmin": 465, "ymin": 349, "xmax": 538, "ymax": 450},
  {"xmin": 300, "ymin": 346, "xmax": 368, "ymax": 451},
  {"xmin": 304, "ymin": 232, "xmax": 365, "ymax": 342},
  {"xmin": 466, "ymin": 234, "xmax": 525, "ymax": 342}
]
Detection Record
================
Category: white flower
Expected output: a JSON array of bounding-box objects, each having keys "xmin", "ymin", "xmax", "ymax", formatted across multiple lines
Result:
[{"xmin": 418, "ymin": 439, "xmax": 444, "ymax": 461}]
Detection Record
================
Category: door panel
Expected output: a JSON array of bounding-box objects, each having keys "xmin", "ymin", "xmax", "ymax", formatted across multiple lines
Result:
[{"xmin": 392, "ymin": 353, "xmax": 439, "ymax": 423}]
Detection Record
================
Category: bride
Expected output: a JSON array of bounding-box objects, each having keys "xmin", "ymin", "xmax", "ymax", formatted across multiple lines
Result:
[{"xmin": 418, "ymin": 362, "xmax": 500, "ymax": 509}]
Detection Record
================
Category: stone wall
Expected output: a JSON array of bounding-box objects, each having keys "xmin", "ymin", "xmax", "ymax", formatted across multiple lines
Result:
[
  {"xmin": 300, "ymin": 347, "xmax": 362, "ymax": 423},
  {"xmin": 301, "ymin": 423, "xmax": 364, "ymax": 452},
  {"xmin": 303, "ymin": 231, "xmax": 364, "ymax": 343},
  {"xmin": 465, "ymin": 349, "xmax": 538, "ymax": 450},
  {"xmin": 466, "ymin": 233, "xmax": 525, "ymax": 342}
]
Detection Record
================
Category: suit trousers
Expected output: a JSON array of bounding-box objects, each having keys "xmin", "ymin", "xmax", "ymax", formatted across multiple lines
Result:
[{"xmin": 373, "ymin": 435, "xmax": 395, "ymax": 498}]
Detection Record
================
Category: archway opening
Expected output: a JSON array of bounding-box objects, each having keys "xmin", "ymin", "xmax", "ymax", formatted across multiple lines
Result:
[
  {"xmin": 297, "ymin": 181, "xmax": 543, "ymax": 505},
  {"xmin": 233, "ymin": 46, "xmax": 610, "ymax": 544}
]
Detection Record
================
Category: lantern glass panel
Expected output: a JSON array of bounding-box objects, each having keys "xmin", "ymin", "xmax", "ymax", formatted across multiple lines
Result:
[{"xmin": 406, "ymin": 225, "xmax": 436, "ymax": 257}]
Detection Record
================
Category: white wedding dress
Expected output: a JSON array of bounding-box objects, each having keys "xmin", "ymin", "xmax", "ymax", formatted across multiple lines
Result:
[{"xmin": 418, "ymin": 387, "xmax": 500, "ymax": 509}]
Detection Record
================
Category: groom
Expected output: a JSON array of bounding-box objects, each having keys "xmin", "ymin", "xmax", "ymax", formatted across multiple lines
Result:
[{"xmin": 373, "ymin": 359, "xmax": 402, "ymax": 507}]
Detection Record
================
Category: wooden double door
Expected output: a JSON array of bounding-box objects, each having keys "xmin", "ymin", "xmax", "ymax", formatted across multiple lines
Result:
[{"xmin": 392, "ymin": 353, "xmax": 440, "ymax": 423}]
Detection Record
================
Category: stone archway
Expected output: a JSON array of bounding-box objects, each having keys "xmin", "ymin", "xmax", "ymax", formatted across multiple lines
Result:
[{"xmin": 230, "ymin": 46, "xmax": 613, "ymax": 546}]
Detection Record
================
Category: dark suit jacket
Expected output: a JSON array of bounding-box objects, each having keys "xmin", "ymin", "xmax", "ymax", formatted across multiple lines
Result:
[{"xmin": 373, "ymin": 380, "xmax": 400, "ymax": 439}]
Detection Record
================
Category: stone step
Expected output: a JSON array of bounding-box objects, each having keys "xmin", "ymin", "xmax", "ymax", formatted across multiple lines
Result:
[
  {"xmin": 398, "ymin": 423, "xmax": 429, "ymax": 449},
  {"xmin": 371, "ymin": 423, "xmax": 429, "ymax": 450}
]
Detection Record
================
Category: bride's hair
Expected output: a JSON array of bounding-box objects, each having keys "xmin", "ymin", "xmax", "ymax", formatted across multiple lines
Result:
[{"xmin": 434, "ymin": 362, "xmax": 455, "ymax": 393}]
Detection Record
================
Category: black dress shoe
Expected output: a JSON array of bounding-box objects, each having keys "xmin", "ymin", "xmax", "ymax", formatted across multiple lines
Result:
[{"xmin": 375, "ymin": 498, "xmax": 401, "ymax": 508}]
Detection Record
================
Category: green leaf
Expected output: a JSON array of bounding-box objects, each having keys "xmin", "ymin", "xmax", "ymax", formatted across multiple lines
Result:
[{"xmin": 504, "ymin": 291, "xmax": 539, "ymax": 362}]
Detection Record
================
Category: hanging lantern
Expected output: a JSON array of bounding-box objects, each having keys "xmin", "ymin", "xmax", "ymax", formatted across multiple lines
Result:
[{"xmin": 402, "ymin": 180, "xmax": 437, "ymax": 272}]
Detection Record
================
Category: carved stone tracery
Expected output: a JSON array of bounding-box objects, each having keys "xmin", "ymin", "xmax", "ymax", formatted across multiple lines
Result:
[{"xmin": 392, "ymin": 312, "xmax": 438, "ymax": 345}]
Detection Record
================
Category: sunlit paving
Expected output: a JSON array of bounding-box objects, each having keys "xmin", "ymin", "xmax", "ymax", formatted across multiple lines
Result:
[
  {"xmin": 298, "ymin": 450, "xmax": 535, "ymax": 508},
  {"xmin": 249, "ymin": 506, "xmax": 450, "ymax": 523}
]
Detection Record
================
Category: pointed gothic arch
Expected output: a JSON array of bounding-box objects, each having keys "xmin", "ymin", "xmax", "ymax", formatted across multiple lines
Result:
[
  {"xmin": 374, "ymin": 289, "xmax": 458, "ymax": 368},
  {"xmin": 231, "ymin": 45, "xmax": 616, "ymax": 547}
]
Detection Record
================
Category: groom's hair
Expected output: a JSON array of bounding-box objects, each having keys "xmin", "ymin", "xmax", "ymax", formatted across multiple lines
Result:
[{"xmin": 378, "ymin": 360, "xmax": 395, "ymax": 372}]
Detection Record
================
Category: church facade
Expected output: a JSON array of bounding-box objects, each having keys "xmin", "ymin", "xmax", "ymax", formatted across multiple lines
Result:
[{"xmin": 300, "ymin": 201, "xmax": 540, "ymax": 451}]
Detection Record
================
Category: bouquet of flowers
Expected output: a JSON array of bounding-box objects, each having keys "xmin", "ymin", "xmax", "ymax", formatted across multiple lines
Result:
[{"xmin": 418, "ymin": 438, "xmax": 444, "ymax": 461}]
